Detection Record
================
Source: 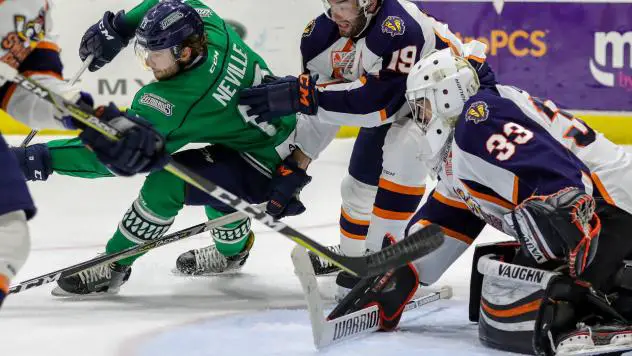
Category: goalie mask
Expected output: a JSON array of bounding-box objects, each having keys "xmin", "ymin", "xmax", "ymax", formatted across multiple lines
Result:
[{"xmin": 405, "ymin": 49, "xmax": 479, "ymax": 175}]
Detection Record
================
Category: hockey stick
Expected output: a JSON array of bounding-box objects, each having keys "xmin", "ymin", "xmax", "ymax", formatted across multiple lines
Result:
[
  {"xmin": 18, "ymin": 54, "xmax": 94, "ymax": 147},
  {"xmin": 9, "ymin": 203, "xmax": 265, "ymax": 294},
  {"xmin": 292, "ymin": 239, "xmax": 452, "ymax": 349}
]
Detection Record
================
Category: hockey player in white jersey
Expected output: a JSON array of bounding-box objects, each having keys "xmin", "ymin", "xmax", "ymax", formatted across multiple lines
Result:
[
  {"xmin": 0, "ymin": 0, "xmax": 167, "ymax": 309},
  {"xmin": 330, "ymin": 47, "xmax": 632, "ymax": 355},
  {"xmin": 240, "ymin": 0, "xmax": 494, "ymax": 299}
]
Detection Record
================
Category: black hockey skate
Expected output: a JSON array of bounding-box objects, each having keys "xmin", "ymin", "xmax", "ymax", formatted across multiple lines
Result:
[
  {"xmin": 175, "ymin": 232, "xmax": 254, "ymax": 275},
  {"xmin": 51, "ymin": 262, "xmax": 131, "ymax": 296},
  {"xmin": 308, "ymin": 244, "xmax": 342, "ymax": 275}
]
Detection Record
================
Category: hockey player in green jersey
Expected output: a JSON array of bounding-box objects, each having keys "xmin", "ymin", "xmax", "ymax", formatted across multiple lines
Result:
[{"xmin": 12, "ymin": 0, "xmax": 314, "ymax": 295}]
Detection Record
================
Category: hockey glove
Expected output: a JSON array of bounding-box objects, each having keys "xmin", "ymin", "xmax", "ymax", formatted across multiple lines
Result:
[
  {"xmin": 239, "ymin": 73, "xmax": 319, "ymax": 122},
  {"xmin": 11, "ymin": 144, "xmax": 52, "ymax": 181},
  {"xmin": 266, "ymin": 156, "xmax": 312, "ymax": 218},
  {"xmin": 79, "ymin": 103, "xmax": 168, "ymax": 176},
  {"xmin": 79, "ymin": 10, "xmax": 136, "ymax": 72},
  {"xmin": 505, "ymin": 187, "xmax": 601, "ymax": 278}
]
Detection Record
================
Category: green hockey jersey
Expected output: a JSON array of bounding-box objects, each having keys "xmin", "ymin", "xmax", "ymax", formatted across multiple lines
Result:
[{"xmin": 48, "ymin": 0, "xmax": 296, "ymax": 178}]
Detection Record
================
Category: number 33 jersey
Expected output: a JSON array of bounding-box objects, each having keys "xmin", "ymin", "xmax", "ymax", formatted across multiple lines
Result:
[
  {"xmin": 300, "ymin": 0, "xmax": 481, "ymax": 127},
  {"xmin": 415, "ymin": 84, "xmax": 632, "ymax": 244}
]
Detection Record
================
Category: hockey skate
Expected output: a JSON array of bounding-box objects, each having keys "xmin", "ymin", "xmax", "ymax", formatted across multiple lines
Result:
[
  {"xmin": 555, "ymin": 323, "xmax": 632, "ymax": 356},
  {"xmin": 308, "ymin": 244, "xmax": 342, "ymax": 275},
  {"xmin": 51, "ymin": 262, "xmax": 131, "ymax": 296},
  {"xmin": 175, "ymin": 232, "xmax": 254, "ymax": 275}
]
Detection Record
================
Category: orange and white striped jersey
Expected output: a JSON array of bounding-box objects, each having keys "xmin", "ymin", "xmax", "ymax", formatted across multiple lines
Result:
[
  {"xmin": 0, "ymin": 0, "xmax": 75, "ymax": 129},
  {"xmin": 406, "ymin": 84, "xmax": 632, "ymax": 284}
]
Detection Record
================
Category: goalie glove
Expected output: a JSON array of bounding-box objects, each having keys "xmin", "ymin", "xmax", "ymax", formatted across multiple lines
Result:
[
  {"xmin": 504, "ymin": 187, "xmax": 601, "ymax": 278},
  {"xmin": 239, "ymin": 73, "xmax": 319, "ymax": 123}
]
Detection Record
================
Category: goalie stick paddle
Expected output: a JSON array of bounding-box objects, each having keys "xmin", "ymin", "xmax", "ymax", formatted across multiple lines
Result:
[
  {"xmin": 3, "ymin": 74, "xmax": 432, "ymax": 278},
  {"xmin": 9, "ymin": 203, "xmax": 265, "ymax": 294},
  {"xmin": 291, "ymin": 234, "xmax": 450, "ymax": 349}
]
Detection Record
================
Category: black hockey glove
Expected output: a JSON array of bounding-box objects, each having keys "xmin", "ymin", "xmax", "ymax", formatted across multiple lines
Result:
[
  {"xmin": 79, "ymin": 10, "xmax": 136, "ymax": 72},
  {"xmin": 505, "ymin": 187, "xmax": 601, "ymax": 278},
  {"xmin": 266, "ymin": 156, "xmax": 312, "ymax": 218},
  {"xmin": 79, "ymin": 103, "xmax": 168, "ymax": 176},
  {"xmin": 11, "ymin": 144, "xmax": 52, "ymax": 181},
  {"xmin": 239, "ymin": 73, "xmax": 319, "ymax": 123}
]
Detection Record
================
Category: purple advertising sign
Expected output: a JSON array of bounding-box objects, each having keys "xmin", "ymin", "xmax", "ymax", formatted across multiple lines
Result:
[{"xmin": 415, "ymin": 1, "xmax": 632, "ymax": 112}]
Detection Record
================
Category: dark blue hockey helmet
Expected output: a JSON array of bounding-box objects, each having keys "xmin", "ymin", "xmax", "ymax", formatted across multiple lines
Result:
[{"xmin": 134, "ymin": 1, "xmax": 204, "ymax": 53}]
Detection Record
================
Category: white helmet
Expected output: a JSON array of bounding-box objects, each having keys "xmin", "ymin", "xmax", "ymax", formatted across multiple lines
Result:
[{"xmin": 405, "ymin": 48, "xmax": 480, "ymax": 175}]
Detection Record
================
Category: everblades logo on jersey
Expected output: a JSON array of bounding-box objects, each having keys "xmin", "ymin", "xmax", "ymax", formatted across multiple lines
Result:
[
  {"xmin": 465, "ymin": 101, "xmax": 489, "ymax": 124},
  {"xmin": 160, "ymin": 11, "xmax": 184, "ymax": 30},
  {"xmin": 381, "ymin": 16, "xmax": 405, "ymax": 37},
  {"xmin": 303, "ymin": 19, "xmax": 316, "ymax": 38},
  {"xmin": 139, "ymin": 93, "xmax": 174, "ymax": 116}
]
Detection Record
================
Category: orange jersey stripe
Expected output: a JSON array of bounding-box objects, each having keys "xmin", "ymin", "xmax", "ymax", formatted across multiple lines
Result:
[
  {"xmin": 378, "ymin": 178, "xmax": 425, "ymax": 196},
  {"xmin": 373, "ymin": 206, "xmax": 414, "ymax": 221},
  {"xmin": 432, "ymin": 190, "xmax": 468, "ymax": 210},
  {"xmin": 379, "ymin": 109, "xmax": 387, "ymax": 121},
  {"xmin": 419, "ymin": 219, "xmax": 474, "ymax": 245},
  {"xmin": 23, "ymin": 70, "xmax": 63, "ymax": 80},
  {"xmin": 35, "ymin": 41, "xmax": 60, "ymax": 52},
  {"xmin": 512, "ymin": 176, "xmax": 520, "ymax": 205},
  {"xmin": 0, "ymin": 274, "xmax": 8, "ymax": 294},
  {"xmin": 481, "ymin": 299, "xmax": 541, "ymax": 318},
  {"xmin": 466, "ymin": 54, "xmax": 485, "ymax": 64},
  {"xmin": 461, "ymin": 181, "xmax": 514, "ymax": 210},
  {"xmin": 340, "ymin": 208, "xmax": 370, "ymax": 226},
  {"xmin": 434, "ymin": 30, "xmax": 461, "ymax": 56},
  {"xmin": 591, "ymin": 172, "xmax": 615, "ymax": 206},
  {"xmin": 340, "ymin": 228, "xmax": 367, "ymax": 241}
]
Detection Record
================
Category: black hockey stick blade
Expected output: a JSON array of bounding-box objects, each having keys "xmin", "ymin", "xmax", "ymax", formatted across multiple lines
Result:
[{"xmin": 334, "ymin": 224, "xmax": 444, "ymax": 278}]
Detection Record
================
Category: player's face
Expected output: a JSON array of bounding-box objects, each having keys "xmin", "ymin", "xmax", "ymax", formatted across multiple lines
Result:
[
  {"xmin": 327, "ymin": 0, "xmax": 367, "ymax": 37},
  {"xmin": 145, "ymin": 49, "xmax": 180, "ymax": 80},
  {"xmin": 410, "ymin": 97, "xmax": 434, "ymax": 132}
]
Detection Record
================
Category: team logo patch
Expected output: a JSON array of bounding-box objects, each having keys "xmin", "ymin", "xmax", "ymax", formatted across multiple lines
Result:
[
  {"xmin": 465, "ymin": 101, "xmax": 489, "ymax": 124},
  {"xmin": 160, "ymin": 11, "xmax": 184, "ymax": 30},
  {"xmin": 331, "ymin": 47, "xmax": 355, "ymax": 79},
  {"xmin": 381, "ymin": 16, "xmax": 405, "ymax": 37},
  {"xmin": 303, "ymin": 19, "xmax": 316, "ymax": 38},
  {"xmin": 1, "ymin": 12, "xmax": 47, "ymax": 68},
  {"xmin": 139, "ymin": 93, "xmax": 174, "ymax": 116}
]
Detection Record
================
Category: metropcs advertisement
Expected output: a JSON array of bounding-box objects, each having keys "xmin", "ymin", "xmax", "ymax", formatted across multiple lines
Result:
[{"xmin": 418, "ymin": 0, "xmax": 632, "ymax": 113}]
